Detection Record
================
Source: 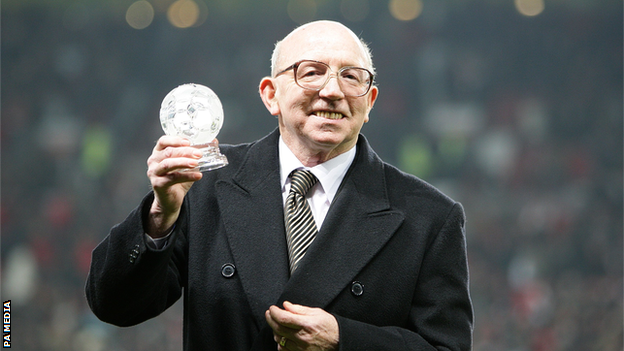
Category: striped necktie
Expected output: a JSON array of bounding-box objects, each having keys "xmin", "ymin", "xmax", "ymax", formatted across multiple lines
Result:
[{"xmin": 285, "ymin": 169, "xmax": 319, "ymax": 274}]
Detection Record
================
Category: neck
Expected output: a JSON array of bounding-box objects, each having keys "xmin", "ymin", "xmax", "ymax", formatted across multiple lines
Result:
[
  {"xmin": 297, "ymin": 152, "xmax": 337, "ymax": 168},
  {"xmin": 282, "ymin": 137, "xmax": 356, "ymax": 168}
]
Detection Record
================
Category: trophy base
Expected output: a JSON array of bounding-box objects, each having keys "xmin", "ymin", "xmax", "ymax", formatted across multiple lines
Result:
[{"xmin": 184, "ymin": 141, "xmax": 228, "ymax": 172}]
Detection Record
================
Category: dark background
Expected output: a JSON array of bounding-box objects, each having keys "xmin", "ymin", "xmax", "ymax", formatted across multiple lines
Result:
[{"xmin": 2, "ymin": 0, "xmax": 622, "ymax": 350}]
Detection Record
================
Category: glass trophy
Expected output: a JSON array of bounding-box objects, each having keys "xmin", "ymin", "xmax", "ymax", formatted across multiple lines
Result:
[{"xmin": 159, "ymin": 83, "xmax": 228, "ymax": 172}]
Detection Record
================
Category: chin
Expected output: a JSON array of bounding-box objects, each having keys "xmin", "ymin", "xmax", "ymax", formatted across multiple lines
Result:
[
  {"xmin": 310, "ymin": 132, "xmax": 355, "ymax": 150},
  {"xmin": 309, "ymin": 130, "xmax": 344, "ymax": 143}
]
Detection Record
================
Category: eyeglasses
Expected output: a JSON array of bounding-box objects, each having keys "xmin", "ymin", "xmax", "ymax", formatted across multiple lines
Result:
[{"xmin": 275, "ymin": 60, "xmax": 374, "ymax": 97}]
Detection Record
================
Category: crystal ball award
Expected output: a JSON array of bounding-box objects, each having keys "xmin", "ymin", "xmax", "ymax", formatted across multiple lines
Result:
[{"xmin": 159, "ymin": 83, "xmax": 228, "ymax": 172}]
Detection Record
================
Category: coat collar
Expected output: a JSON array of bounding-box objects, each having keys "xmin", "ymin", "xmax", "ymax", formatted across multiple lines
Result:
[{"xmin": 216, "ymin": 130, "xmax": 404, "ymax": 324}]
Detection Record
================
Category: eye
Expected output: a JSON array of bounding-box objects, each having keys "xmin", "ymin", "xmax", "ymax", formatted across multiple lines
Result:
[
  {"xmin": 296, "ymin": 62, "xmax": 329, "ymax": 80},
  {"xmin": 342, "ymin": 72, "xmax": 358, "ymax": 81},
  {"xmin": 298, "ymin": 67, "xmax": 325, "ymax": 79},
  {"xmin": 341, "ymin": 69, "xmax": 365, "ymax": 84},
  {"xmin": 303, "ymin": 69, "xmax": 322, "ymax": 77}
]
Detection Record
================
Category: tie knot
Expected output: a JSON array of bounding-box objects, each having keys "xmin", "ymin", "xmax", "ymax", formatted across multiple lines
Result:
[{"xmin": 289, "ymin": 169, "xmax": 318, "ymax": 196}]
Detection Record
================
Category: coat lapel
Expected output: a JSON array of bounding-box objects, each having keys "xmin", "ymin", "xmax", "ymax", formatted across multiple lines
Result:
[
  {"xmin": 215, "ymin": 130, "xmax": 290, "ymax": 327},
  {"xmin": 277, "ymin": 136, "xmax": 405, "ymax": 309}
]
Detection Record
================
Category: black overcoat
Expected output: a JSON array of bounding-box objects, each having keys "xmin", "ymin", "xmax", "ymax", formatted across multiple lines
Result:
[{"xmin": 86, "ymin": 129, "xmax": 473, "ymax": 350}]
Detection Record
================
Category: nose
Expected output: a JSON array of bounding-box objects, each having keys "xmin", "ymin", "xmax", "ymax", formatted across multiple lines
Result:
[{"xmin": 318, "ymin": 73, "xmax": 345, "ymax": 99}]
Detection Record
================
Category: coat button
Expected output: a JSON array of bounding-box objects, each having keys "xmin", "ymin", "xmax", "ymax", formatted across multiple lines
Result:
[
  {"xmin": 221, "ymin": 263, "xmax": 236, "ymax": 278},
  {"xmin": 351, "ymin": 281, "xmax": 364, "ymax": 296},
  {"xmin": 129, "ymin": 244, "xmax": 140, "ymax": 263}
]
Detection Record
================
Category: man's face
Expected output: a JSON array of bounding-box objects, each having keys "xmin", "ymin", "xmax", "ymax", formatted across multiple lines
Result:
[{"xmin": 261, "ymin": 22, "xmax": 378, "ymax": 161}]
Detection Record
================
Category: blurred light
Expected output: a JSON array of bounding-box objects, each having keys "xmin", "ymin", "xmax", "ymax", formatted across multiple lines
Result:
[
  {"xmin": 517, "ymin": 98, "xmax": 549, "ymax": 143},
  {"xmin": 126, "ymin": 0, "xmax": 154, "ymax": 30},
  {"xmin": 82, "ymin": 125, "xmax": 113, "ymax": 178},
  {"xmin": 168, "ymin": 0, "xmax": 201, "ymax": 28},
  {"xmin": 193, "ymin": 0, "xmax": 209, "ymax": 27},
  {"xmin": 474, "ymin": 129, "xmax": 519, "ymax": 179},
  {"xmin": 425, "ymin": 102, "xmax": 485, "ymax": 138},
  {"xmin": 38, "ymin": 97, "xmax": 81, "ymax": 157},
  {"xmin": 3, "ymin": 245, "xmax": 38, "ymax": 306},
  {"xmin": 389, "ymin": 0, "xmax": 423, "ymax": 21},
  {"xmin": 508, "ymin": 254, "xmax": 538, "ymax": 289},
  {"xmin": 340, "ymin": 0, "xmax": 370, "ymax": 22},
  {"xmin": 399, "ymin": 135, "xmax": 433, "ymax": 178},
  {"xmin": 287, "ymin": 0, "xmax": 317, "ymax": 24},
  {"xmin": 515, "ymin": 0, "xmax": 545, "ymax": 16}
]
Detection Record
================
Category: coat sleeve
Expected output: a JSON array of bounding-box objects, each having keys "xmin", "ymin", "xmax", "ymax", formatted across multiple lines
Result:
[
  {"xmin": 85, "ymin": 192, "xmax": 188, "ymax": 327},
  {"xmin": 335, "ymin": 203, "xmax": 473, "ymax": 351}
]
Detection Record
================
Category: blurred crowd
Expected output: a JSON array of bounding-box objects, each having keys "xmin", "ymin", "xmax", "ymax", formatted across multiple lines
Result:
[{"xmin": 2, "ymin": 1, "xmax": 622, "ymax": 350}]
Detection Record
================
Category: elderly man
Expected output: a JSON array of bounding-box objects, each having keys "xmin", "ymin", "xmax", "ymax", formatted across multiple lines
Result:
[{"xmin": 86, "ymin": 20, "xmax": 473, "ymax": 350}]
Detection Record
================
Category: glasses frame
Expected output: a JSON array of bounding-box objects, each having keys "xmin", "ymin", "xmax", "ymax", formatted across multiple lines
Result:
[{"xmin": 275, "ymin": 59, "xmax": 375, "ymax": 97}]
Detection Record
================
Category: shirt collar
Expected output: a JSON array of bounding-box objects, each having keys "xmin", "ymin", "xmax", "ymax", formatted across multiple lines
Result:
[{"xmin": 279, "ymin": 136, "xmax": 356, "ymax": 203}]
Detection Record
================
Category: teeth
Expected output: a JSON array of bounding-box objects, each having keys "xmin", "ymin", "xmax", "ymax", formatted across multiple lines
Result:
[{"xmin": 316, "ymin": 111, "xmax": 343, "ymax": 119}]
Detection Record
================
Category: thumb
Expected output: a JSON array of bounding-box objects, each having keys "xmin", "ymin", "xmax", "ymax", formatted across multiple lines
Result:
[{"xmin": 283, "ymin": 301, "xmax": 308, "ymax": 314}]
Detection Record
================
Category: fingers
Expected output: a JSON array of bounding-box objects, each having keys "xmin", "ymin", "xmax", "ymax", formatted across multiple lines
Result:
[
  {"xmin": 150, "ymin": 137, "xmax": 200, "ymax": 165},
  {"xmin": 266, "ymin": 307, "xmax": 300, "ymax": 350},
  {"xmin": 148, "ymin": 158, "xmax": 202, "ymax": 190},
  {"xmin": 266, "ymin": 302, "xmax": 340, "ymax": 351},
  {"xmin": 148, "ymin": 136, "xmax": 203, "ymax": 180},
  {"xmin": 268, "ymin": 302, "xmax": 310, "ymax": 331},
  {"xmin": 283, "ymin": 301, "xmax": 306, "ymax": 314},
  {"xmin": 266, "ymin": 306, "xmax": 300, "ymax": 334},
  {"xmin": 267, "ymin": 304, "xmax": 304, "ymax": 351},
  {"xmin": 153, "ymin": 135, "xmax": 191, "ymax": 151},
  {"xmin": 149, "ymin": 153, "xmax": 202, "ymax": 178}
]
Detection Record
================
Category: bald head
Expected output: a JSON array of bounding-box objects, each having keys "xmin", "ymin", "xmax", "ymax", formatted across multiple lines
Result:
[{"xmin": 270, "ymin": 20, "xmax": 375, "ymax": 77}]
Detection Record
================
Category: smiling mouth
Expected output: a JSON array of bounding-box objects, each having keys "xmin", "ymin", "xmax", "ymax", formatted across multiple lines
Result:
[{"xmin": 314, "ymin": 111, "xmax": 344, "ymax": 120}]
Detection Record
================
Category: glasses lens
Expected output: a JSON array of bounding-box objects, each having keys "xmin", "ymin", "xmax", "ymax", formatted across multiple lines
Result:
[
  {"xmin": 339, "ymin": 68, "xmax": 372, "ymax": 96},
  {"xmin": 295, "ymin": 61, "xmax": 329, "ymax": 89},
  {"xmin": 294, "ymin": 61, "xmax": 373, "ymax": 97}
]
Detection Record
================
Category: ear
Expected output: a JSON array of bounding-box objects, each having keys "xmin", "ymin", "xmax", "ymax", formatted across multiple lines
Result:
[
  {"xmin": 363, "ymin": 85, "xmax": 379, "ymax": 123},
  {"xmin": 259, "ymin": 77, "xmax": 280, "ymax": 116}
]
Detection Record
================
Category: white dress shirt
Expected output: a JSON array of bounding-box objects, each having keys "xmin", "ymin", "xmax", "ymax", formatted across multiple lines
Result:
[{"xmin": 279, "ymin": 136, "xmax": 356, "ymax": 230}]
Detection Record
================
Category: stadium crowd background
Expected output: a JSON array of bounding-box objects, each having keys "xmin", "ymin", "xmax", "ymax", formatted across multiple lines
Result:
[{"xmin": 2, "ymin": 0, "xmax": 622, "ymax": 350}]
